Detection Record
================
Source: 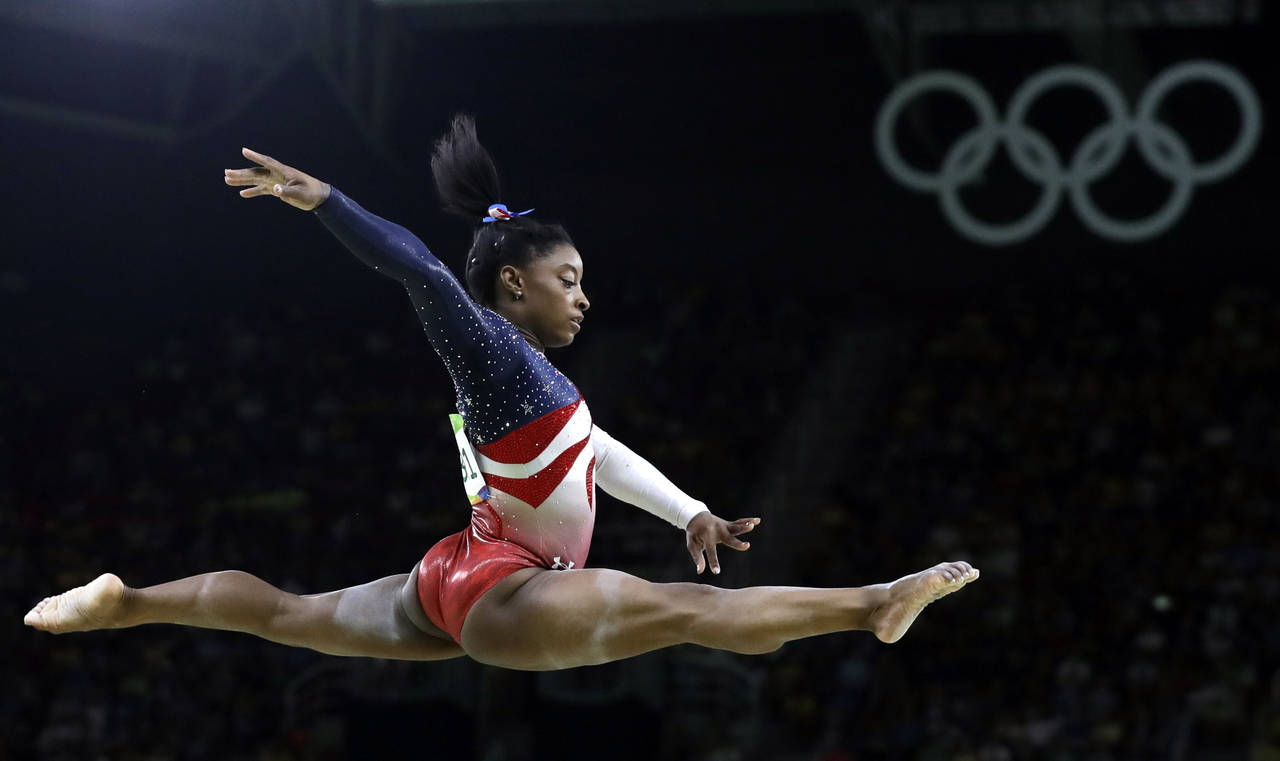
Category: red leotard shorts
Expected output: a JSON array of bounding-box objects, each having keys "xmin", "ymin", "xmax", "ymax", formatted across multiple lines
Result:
[{"xmin": 416, "ymin": 506, "xmax": 544, "ymax": 644}]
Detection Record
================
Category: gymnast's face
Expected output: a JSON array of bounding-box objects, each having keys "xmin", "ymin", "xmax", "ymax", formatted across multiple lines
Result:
[{"xmin": 498, "ymin": 244, "xmax": 590, "ymax": 349}]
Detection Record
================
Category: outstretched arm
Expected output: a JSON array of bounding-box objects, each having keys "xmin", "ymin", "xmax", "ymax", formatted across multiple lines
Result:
[
  {"xmin": 592, "ymin": 425, "xmax": 760, "ymax": 575},
  {"xmin": 224, "ymin": 148, "xmax": 501, "ymax": 363},
  {"xmin": 225, "ymin": 147, "xmax": 476, "ymax": 297},
  {"xmin": 311, "ymin": 186, "xmax": 475, "ymax": 298}
]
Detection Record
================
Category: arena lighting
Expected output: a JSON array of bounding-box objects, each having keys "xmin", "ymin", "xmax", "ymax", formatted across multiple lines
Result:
[
  {"xmin": 365, "ymin": 0, "xmax": 1263, "ymax": 30},
  {"xmin": 366, "ymin": 0, "xmax": 856, "ymax": 20},
  {"xmin": 894, "ymin": 0, "xmax": 1262, "ymax": 35},
  {"xmin": 0, "ymin": 0, "xmax": 296, "ymax": 142},
  {"xmin": 0, "ymin": 0, "xmax": 272, "ymax": 65}
]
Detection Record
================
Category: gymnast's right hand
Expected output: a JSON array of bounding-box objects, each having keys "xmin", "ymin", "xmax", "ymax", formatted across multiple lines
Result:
[{"xmin": 224, "ymin": 147, "xmax": 331, "ymax": 211}]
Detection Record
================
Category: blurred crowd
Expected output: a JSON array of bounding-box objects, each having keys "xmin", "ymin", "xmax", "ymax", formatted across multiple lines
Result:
[
  {"xmin": 768, "ymin": 275, "xmax": 1280, "ymax": 761},
  {"xmin": 4, "ymin": 271, "xmax": 1278, "ymax": 760}
]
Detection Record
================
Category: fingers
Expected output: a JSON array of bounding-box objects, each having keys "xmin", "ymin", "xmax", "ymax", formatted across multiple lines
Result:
[
  {"xmin": 241, "ymin": 147, "xmax": 286, "ymax": 173},
  {"xmin": 688, "ymin": 541, "xmax": 706, "ymax": 575},
  {"xmin": 225, "ymin": 149, "xmax": 287, "ymax": 197},
  {"xmin": 724, "ymin": 517, "xmax": 758, "ymax": 551},
  {"xmin": 688, "ymin": 535, "xmax": 718, "ymax": 575},
  {"xmin": 687, "ymin": 515, "xmax": 763, "ymax": 574},
  {"xmin": 225, "ymin": 167, "xmax": 315, "ymax": 209},
  {"xmin": 224, "ymin": 167, "xmax": 274, "ymax": 186}
]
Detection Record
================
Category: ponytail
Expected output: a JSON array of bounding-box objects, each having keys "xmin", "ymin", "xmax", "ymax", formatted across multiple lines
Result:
[{"xmin": 430, "ymin": 115, "xmax": 574, "ymax": 307}]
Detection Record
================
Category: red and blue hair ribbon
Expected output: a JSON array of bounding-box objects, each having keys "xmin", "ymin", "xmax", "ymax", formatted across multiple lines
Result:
[{"xmin": 483, "ymin": 203, "xmax": 534, "ymax": 223}]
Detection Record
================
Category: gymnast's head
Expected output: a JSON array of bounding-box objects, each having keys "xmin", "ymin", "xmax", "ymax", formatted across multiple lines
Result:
[{"xmin": 431, "ymin": 115, "xmax": 589, "ymax": 350}]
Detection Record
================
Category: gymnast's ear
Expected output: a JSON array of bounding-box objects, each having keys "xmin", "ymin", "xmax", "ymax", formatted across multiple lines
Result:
[{"xmin": 497, "ymin": 264, "xmax": 524, "ymax": 301}]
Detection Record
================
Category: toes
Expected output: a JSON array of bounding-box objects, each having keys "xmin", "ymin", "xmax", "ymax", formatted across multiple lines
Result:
[
  {"xmin": 925, "ymin": 562, "xmax": 980, "ymax": 593},
  {"xmin": 941, "ymin": 561, "xmax": 979, "ymax": 584},
  {"xmin": 23, "ymin": 605, "xmax": 46, "ymax": 627}
]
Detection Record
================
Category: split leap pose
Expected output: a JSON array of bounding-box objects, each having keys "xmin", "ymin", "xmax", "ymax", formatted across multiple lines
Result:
[{"xmin": 25, "ymin": 117, "xmax": 978, "ymax": 670}]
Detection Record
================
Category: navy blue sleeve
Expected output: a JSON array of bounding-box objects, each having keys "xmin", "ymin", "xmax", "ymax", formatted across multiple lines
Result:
[
  {"xmin": 313, "ymin": 187, "xmax": 476, "ymax": 312},
  {"xmin": 312, "ymin": 187, "xmax": 515, "ymax": 386}
]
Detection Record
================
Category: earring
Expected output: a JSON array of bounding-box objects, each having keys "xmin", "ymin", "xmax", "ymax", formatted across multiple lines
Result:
[{"xmin": 514, "ymin": 290, "xmax": 523, "ymax": 300}]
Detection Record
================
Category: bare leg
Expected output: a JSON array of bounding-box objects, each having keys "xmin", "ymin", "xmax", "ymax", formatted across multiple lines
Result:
[
  {"xmin": 461, "ymin": 561, "xmax": 978, "ymax": 670},
  {"xmin": 24, "ymin": 567, "xmax": 465, "ymax": 662}
]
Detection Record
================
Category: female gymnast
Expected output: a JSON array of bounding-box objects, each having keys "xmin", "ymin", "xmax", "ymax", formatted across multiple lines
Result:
[{"xmin": 24, "ymin": 116, "xmax": 978, "ymax": 670}]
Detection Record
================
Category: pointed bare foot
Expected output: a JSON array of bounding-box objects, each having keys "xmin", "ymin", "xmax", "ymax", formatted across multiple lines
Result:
[
  {"xmin": 868, "ymin": 561, "xmax": 979, "ymax": 644},
  {"xmin": 24, "ymin": 573, "xmax": 127, "ymax": 633}
]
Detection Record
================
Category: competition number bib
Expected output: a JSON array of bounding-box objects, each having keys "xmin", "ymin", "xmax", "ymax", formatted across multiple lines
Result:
[{"xmin": 450, "ymin": 414, "xmax": 489, "ymax": 505}]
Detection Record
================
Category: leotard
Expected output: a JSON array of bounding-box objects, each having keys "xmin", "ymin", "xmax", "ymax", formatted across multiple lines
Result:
[{"xmin": 315, "ymin": 189, "xmax": 707, "ymax": 643}]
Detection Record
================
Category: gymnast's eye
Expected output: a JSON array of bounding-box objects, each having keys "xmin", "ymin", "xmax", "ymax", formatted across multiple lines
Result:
[{"xmin": 561, "ymin": 278, "xmax": 576, "ymax": 289}]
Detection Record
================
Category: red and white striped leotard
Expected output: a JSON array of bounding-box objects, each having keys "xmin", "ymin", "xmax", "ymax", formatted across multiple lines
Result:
[{"xmin": 315, "ymin": 189, "xmax": 707, "ymax": 643}]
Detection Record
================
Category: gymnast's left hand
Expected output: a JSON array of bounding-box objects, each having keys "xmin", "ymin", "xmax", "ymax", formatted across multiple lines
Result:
[
  {"xmin": 223, "ymin": 147, "xmax": 331, "ymax": 211},
  {"xmin": 686, "ymin": 513, "xmax": 761, "ymax": 576}
]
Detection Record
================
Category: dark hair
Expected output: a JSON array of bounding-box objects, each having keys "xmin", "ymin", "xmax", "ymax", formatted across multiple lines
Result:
[{"xmin": 430, "ymin": 115, "xmax": 574, "ymax": 307}]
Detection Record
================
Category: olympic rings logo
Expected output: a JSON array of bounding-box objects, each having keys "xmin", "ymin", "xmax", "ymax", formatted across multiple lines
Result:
[{"xmin": 874, "ymin": 61, "xmax": 1262, "ymax": 245}]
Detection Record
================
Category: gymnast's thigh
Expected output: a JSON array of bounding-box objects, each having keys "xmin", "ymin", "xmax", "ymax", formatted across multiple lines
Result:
[
  {"xmin": 458, "ymin": 567, "xmax": 703, "ymax": 670},
  {"xmin": 397, "ymin": 561, "xmax": 456, "ymax": 643}
]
